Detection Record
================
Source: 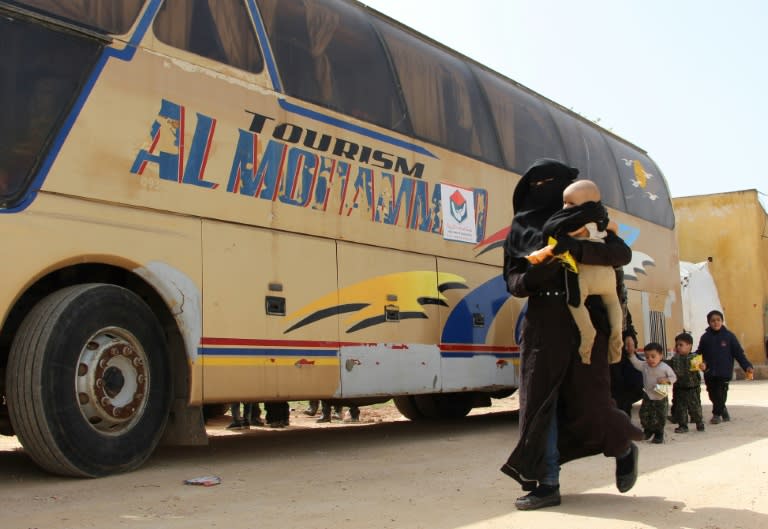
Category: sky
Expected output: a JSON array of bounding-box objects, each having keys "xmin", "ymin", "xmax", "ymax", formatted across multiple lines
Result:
[{"xmin": 362, "ymin": 0, "xmax": 767, "ymax": 201}]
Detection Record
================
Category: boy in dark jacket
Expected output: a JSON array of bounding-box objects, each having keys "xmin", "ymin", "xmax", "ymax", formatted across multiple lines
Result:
[
  {"xmin": 697, "ymin": 310, "xmax": 754, "ymax": 424},
  {"xmin": 668, "ymin": 332, "xmax": 705, "ymax": 433}
]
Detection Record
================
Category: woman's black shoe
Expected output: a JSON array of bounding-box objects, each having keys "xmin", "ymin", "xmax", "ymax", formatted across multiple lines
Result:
[
  {"xmin": 514, "ymin": 485, "xmax": 561, "ymax": 511},
  {"xmin": 616, "ymin": 442, "xmax": 639, "ymax": 493}
]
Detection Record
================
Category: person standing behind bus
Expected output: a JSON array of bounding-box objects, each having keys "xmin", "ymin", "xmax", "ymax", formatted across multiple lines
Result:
[
  {"xmin": 264, "ymin": 401, "xmax": 291, "ymax": 428},
  {"xmin": 501, "ymin": 159, "xmax": 643, "ymax": 511},
  {"xmin": 227, "ymin": 402, "xmax": 264, "ymax": 430},
  {"xmin": 315, "ymin": 400, "xmax": 360, "ymax": 423},
  {"xmin": 697, "ymin": 310, "xmax": 754, "ymax": 424},
  {"xmin": 303, "ymin": 400, "xmax": 320, "ymax": 417}
]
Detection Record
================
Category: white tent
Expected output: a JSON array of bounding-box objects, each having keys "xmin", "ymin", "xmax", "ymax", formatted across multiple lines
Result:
[{"xmin": 679, "ymin": 260, "xmax": 723, "ymax": 346}]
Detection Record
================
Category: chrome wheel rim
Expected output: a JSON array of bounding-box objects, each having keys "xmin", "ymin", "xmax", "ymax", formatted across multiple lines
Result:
[{"xmin": 75, "ymin": 327, "xmax": 149, "ymax": 435}]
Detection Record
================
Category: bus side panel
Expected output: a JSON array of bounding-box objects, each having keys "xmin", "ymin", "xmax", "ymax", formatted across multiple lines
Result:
[
  {"xmin": 335, "ymin": 242, "xmax": 442, "ymax": 397},
  {"xmin": 436, "ymin": 259, "xmax": 520, "ymax": 392},
  {"xmin": 200, "ymin": 221, "xmax": 339, "ymax": 401}
]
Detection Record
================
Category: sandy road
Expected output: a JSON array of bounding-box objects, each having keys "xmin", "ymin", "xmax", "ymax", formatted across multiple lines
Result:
[{"xmin": 2, "ymin": 381, "xmax": 767, "ymax": 529}]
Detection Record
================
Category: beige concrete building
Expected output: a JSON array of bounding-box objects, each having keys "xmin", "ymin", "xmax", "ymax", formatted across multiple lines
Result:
[{"xmin": 673, "ymin": 189, "xmax": 768, "ymax": 371}]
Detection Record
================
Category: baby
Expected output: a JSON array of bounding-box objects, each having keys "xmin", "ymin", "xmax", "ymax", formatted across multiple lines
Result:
[{"xmin": 526, "ymin": 180, "xmax": 624, "ymax": 364}]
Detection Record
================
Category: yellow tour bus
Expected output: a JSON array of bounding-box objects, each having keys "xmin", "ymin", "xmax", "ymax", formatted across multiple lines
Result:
[{"xmin": 0, "ymin": 0, "xmax": 681, "ymax": 477}]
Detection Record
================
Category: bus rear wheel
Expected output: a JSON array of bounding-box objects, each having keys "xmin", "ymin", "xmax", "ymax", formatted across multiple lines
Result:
[
  {"xmin": 393, "ymin": 396, "xmax": 425, "ymax": 420},
  {"xmin": 413, "ymin": 393, "xmax": 473, "ymax": 419},
  {"xmin": 6, "ymin": 284, "xmax": 170, "ymax": 477}
]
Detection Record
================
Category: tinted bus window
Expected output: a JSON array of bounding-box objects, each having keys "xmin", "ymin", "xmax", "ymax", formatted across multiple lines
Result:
[
  {"xmin": 473, "ymin": 68, "xmax": 565, "ymax": 174},
  {"xmin": 154, "ymin": 0, "xmax": 263, "ymax": 74},
  {"xmin": 603, "ymin": 136, "xmax": 674, "ymax": 228},
  {"xmin": 256, "ymin": 0, "xmax": 410, "ymax": 134},
  {"xmin": 548, "ymin": 107, "xmax": 625, "ymax": 211},
  {"xmin": 10, "ymin": 0, "xmax": 143, "ymax": 34},
  {"xmin": 375, "ymin": 20, "xmax": 502, "ymax": 164},
  {"xmin": 0, "ymin": 13, "xmax": 102, "ymax": 208}
]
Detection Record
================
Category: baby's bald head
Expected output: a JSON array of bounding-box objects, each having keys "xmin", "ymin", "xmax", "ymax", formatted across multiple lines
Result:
[{"xmin": 563, "ymin": 180, "xmax": 601, "ymax": 208}]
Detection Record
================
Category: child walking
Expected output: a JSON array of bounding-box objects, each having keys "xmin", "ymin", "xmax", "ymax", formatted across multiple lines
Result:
[
  {"xmin": 698, "ymin": 310, "xmax": 754, "ymax": 424},
  {"xmin": 668, "ymin": 332, "xmax": 705, "ymax": 433},
  {"xmin": 629, "ymin": 342, "xmax": 677, "ymax": 443}
]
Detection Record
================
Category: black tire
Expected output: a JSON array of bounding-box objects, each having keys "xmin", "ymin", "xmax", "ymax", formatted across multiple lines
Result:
[
  {"xmin": 414, "ymin": 393, "xmax": 473, "ymax": 419},
  {"xmin": 6, "ymin": 284, "xmax": 170, "ymax": 477},
  {"xmin": 393, "ymin": 396, "xmax": 425, "ymax": 420}
]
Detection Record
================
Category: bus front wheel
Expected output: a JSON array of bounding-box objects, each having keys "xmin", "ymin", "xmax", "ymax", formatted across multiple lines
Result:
[{"xmin": 6, "ymin": 284, "xmax": 171, "ymax": 477}]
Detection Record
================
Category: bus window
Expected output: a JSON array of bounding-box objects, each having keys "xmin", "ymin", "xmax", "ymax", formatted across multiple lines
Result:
[
  {"xmin": 473, "ymin": 68, "xmax": 565, "ymax": 174},
  {"xmin": 0, "ymin": 13, "xmax": 102, "ymax": 208},
  {"xmin": 256, "ymin": 0, "xmax": 410, "ymax": 134},
  {"xmin": 603, "ymin": 136, "xmax": 675, "ymax": 228},
  {"xmin": 548, "ymin": 106, "xmax": 625, "ymax": 211},
  {"xmin": 375, "ymin": 20, "xmax": 502, "ymax": 164},
  {"xmin": 10, "ymin": 0, "xmax": 143, "ymax": 34},
  {"xmin": 154, "ymin": 0, "xmax": 264, "ymax": 74}
]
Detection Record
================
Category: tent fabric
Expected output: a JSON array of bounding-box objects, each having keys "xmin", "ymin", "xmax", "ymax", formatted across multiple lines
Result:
[{"xmin": 680, "ymin": 260, "xmax": 723, "ymax": 343}]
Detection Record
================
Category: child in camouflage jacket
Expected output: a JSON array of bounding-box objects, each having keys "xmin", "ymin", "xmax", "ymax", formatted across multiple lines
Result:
[{"xmin": 668, "ymin": 332, "xmax": 705, "ymax": 433}]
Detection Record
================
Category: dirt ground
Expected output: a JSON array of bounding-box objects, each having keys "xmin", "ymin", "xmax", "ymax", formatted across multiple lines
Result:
[{"xmin": 2, "ymin": 382, "xmax": 768, "ymax": 529}]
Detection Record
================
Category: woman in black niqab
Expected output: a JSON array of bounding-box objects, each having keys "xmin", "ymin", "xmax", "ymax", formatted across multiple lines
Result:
[
  {"xmin": 503, "ymin": 158, "xmax": 579, "ymax": 278},
  {"xmin": 500, "ymin": 159, "xmax": 643, "ymax": 510}
]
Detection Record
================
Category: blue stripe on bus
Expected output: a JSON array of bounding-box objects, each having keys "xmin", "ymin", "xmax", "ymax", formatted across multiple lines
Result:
[
  {"xmin": 246, "ymin": 0, "xmax": 283, "ymax": 93},
  {"xmin": 278, "ymin": 99, "xmax": 437, "ymax": 159},
  {"xmin": 200, "ymin": 348, "xmax": 338, "ymax": 357},
  {"xmin": 6, "ymin": 0, "xmax": 163, "ymax": 214}
]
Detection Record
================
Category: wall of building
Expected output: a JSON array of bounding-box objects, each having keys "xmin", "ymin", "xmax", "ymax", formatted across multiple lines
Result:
[{"xmin": 673, "ymin": 190, "xmax": 768, "ymax": 368}]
